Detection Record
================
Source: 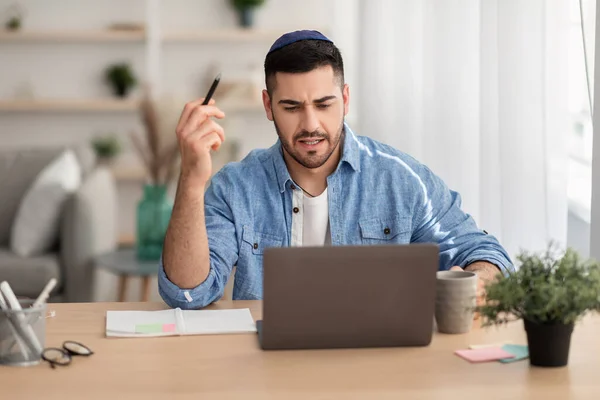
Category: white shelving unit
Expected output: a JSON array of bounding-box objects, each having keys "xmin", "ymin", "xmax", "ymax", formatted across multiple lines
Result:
[
  {"xmin": 0, "ymin": 28, "xmax": 299, "ymax": 44},
  {"xmin": 0, "ymin": 5, "xmax": 342, "ymax": 192},
  {"xmin": 0, "ymin": 98, "xmax": 264, "ymax": 113},
  {"xmin": 0, "ymin": 99, "xmax": 141, "ymax": 112},
  {"xmin": 162, "ymin": 28, "xmax": 314, "ymax": 43},
  {"xmin": 0, "ymin": 24, "xmax": 276, "ymax": 116},
  {"xmin": 0, "ymin": 0, "xmax": 341, "ymax": 242},
  {"xmin": 0, "ymin": 30, "xmax": 146, "ymax": 43},
  {"xmin": 110, "ymin": 164, "xmax": 147, "ymax": 182}
]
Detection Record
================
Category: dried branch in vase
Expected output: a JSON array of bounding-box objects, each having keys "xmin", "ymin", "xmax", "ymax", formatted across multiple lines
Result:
[{"xmin": 130, "ymin": 94, "xmax": 181, "ymax": 185}]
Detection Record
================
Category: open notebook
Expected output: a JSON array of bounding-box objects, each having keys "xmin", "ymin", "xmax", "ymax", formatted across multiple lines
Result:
[{"xmin": 105, "ymin": 308, "xmax": 257, "ymax": 337}]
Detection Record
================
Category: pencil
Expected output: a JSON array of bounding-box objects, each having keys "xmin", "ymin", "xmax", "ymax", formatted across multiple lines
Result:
[{"xmin": 202, "ymin": 73, "xmax": 221, "ymax": 105}]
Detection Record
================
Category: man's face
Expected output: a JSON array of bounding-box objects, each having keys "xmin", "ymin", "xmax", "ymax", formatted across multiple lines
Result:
[{"xmin": 262, "ymin": 66, "xmax": 350, "ymax": 169}]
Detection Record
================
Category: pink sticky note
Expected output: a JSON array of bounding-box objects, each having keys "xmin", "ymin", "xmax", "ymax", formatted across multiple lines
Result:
[
  {"xmin": 162, "ymin": 323, "xmax": 176, "ymax": 333},
  {"xmin": 455, "ymin": 347, "xmax": 515, "ymax": 363}
]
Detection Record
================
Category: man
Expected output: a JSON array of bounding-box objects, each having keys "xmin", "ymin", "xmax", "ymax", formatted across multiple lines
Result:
[{"xmin": 159, "ymin": 30, "xmax": 513, "ymax": 310}]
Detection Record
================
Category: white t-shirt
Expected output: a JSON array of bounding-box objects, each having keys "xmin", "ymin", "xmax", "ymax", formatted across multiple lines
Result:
[{"xmin": 290, "ymin": 187, "xmax": 331, "ymax": 247}]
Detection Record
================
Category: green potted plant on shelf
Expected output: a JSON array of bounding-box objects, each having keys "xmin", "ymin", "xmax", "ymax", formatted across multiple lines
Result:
[
  {"xmin": 5, "ymin": 3, "xmax": 25, "ymax": 31},
  {"xmin": 6, "ymin": 15, "xmax": 21, "ymax": 30},
  {"xmin": 105, "ymin": 63, "xmax": 137, "ymax": 98},
  {"xmin": 229, "ymin": 0, "xmax": 266, "ymax": 28},
  {"xmin": 477, "ymin": 243, "xmax": 600, "ymax": 367},
  {"xmin": 91, "ymin": 134, "xmax": 121, "ymax": 162},
  {"xmin": 129, "ymin": 93, "xmax": 180, "ymax": 261}
]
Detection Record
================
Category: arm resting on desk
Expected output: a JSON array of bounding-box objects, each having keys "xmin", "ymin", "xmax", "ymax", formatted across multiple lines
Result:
[{"xmin": 159, "ymin": 169, "xmax": 238, "ymax": 310}]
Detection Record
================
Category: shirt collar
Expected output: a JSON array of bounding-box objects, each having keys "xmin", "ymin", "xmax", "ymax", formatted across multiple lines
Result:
[
  {"xmin": 340, "ymin": 123, "xmax": 361, "ymax": 173},
  {"xmin": 270, "ymin": 122, "xmax": 361, "ymax": 194}
]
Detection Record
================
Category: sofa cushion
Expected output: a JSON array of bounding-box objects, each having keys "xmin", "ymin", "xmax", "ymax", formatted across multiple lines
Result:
[
  {"xmin": 10, "ymin": 150, "xmax": 82, "ymax": 257},
  {"xmin": 0, "ymin": 148, "xmax": 64, "ymax": 246},
  {"xmin": 0, "ymin": 249, "xmax": 61, "ymax": 298}
]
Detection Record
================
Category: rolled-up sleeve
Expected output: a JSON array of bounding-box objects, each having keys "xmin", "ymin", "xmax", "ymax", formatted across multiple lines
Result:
[
  {"xmin": 158, "ymin": 168, "xmax": 239, "ymax": 309},
  {"xmin": 411, "ymin": 165, "xmax": 514, "ymax": 275}
]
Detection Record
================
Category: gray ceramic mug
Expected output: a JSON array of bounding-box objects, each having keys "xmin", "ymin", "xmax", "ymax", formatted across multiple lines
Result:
[{"xmin": 435, "ymin": 270, "xmax": 477, "ymax": 334}]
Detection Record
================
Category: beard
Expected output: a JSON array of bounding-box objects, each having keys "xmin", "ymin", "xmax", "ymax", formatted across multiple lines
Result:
[{"xmin": 274, "ymin": 117, "xmax": 345, "ymax": 169}]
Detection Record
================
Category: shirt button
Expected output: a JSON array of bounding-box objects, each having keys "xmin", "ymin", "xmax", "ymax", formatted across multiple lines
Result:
[
  {"xmin": 290, "ymin": 184, "xmax": 296, "ymax": 190},
  {"xmin": 293, "ymin": 207, "xmax": 299, "ymax": 213},
  {"xmin": 383, "ymin": 227, "xmax": 391, "ymax": 235},
  {"xmin": 253, "ymin": 243, "xmax": 258, "ymax": 249}
]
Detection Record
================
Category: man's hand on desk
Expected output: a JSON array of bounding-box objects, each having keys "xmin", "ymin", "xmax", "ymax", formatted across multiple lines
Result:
[{"xmin": 450, "ymin": 262, "xmax": 501, "ymax": 319}]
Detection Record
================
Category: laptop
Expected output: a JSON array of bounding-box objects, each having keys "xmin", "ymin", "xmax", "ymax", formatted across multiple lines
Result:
[{"xmin": 256, "ymin": 244, "xmax": 439, "ymax": 350}]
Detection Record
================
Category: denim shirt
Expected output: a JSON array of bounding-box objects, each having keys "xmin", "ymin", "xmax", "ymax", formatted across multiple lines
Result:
[{"xmin": 158, "ymin": 124, "xmax": 513, "ymax": 309}]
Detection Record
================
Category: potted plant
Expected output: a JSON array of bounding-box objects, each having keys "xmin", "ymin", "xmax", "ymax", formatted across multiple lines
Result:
[
  {"xmin": 477, "ymin": 243, "xmax": 600, "ymax": 367},
  {"xmin": 5, "ymin": 3, "xmax": 25, "ymax": 31},
  {"xmin": 6, "ymin": 15, "xmax": 21, "ymax": 30},
  {"xmin": 91, "ymin": 134, "xmax": 121, "ymax": 162},
  {"xmin": 105, "ymin": 63, "xmax": 137, "ymax": 98},
  {"xmin": 229, "ymin": 0, "xmax": 266, "ymax": 28}
]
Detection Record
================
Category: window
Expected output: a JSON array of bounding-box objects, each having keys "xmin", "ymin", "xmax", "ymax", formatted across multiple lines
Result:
[{"xmin": 568, "ymin": 0, "xmax": 595, "ymax": 222}]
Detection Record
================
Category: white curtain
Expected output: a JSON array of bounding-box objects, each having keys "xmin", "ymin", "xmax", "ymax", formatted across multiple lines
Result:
[{"xmin": 356, "ymin": 0, "xmax": 570, "ymax": 259}]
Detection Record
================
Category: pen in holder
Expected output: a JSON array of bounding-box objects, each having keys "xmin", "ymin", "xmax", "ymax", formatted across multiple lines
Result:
[{"xmin": 0, "ymin": 299, "xmax": 47, "ymax": 366}]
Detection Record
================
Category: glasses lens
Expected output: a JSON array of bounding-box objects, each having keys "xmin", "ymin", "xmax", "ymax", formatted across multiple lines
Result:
[
  {"xmin": 42, "ymin": 348, "xmax": 70, "ymax": 365},
  {"xmin": 63, "ymin": 341, "xmax": 93, "ymax": 356}
]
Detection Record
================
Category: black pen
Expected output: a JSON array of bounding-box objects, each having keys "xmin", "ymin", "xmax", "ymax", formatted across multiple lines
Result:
[{"xmin": 202, "ymin": 73, "xmax": 221, "ymax": 105}]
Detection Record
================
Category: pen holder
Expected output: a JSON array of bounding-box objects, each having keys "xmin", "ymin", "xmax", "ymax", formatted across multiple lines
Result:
[{"xmin": 0, "ymin": 299, "xmax": 47, "ymax": 366}]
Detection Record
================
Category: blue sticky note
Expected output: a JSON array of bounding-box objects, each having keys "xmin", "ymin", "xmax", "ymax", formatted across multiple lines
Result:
[{"xmin": 499, "ymin": 344, "xmax": 528, "ymax": 363}]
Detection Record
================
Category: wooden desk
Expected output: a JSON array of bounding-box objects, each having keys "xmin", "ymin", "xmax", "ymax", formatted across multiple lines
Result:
[{"xmin": 1, "ymin": 301, "xmax": 599, "ymax": 400}]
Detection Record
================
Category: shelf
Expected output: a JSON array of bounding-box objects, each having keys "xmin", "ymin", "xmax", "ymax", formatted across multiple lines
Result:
[
  {"xmin": 0, "ymin": 30, "xmax": 145, "ymax": 43},
  {"xmin": 118, "ymin": 233, "xmax": 135, "ymax": 248},
  {"xmin": 110, "ymin": 165, "xmax": 147, "ymax": 182},
  {"xmin": 0, "ymin": 28, "xmax": 327, "ymax": 44},
  {"xmin": 163, "ymin": 28, "xmax": 298, "ymax": 43},
  {"xmin": 0, "ymin": 99, "xmax": 141, "ymax": 112},
  {"xmin": 0, "ymin": 98, "xmax": 261, "ymax": 114}
]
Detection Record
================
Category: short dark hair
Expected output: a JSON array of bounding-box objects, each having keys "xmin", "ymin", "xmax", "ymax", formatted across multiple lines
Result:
[{"xmin": 264, "ymin": 39, "xmax": 344, "ymax": 96}]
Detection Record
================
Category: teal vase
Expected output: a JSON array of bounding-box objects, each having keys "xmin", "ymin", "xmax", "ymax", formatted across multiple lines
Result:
[{"xmin": 136, "ymin": 185, "xmax": 173, "ymax": 261}]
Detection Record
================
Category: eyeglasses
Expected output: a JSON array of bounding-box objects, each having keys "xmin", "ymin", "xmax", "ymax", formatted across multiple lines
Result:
[{"xmin": 41, "ymin": 341, "xmax": 93, "ymax": 369}]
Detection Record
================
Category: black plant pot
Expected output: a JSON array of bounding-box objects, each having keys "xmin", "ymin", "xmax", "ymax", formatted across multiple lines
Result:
[
  {"xmin": 238, "ymin": 7, "xmax": 254, "ymax": 28},
  {"xmin": 524, "ymin": 319, "xmax": 574, "ymax": 367},
  {"xmin": 114, "ymin": 84, "xmax": 129, "ymax": 98}
]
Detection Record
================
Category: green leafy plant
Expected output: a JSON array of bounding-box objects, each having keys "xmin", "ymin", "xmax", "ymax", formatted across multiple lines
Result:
[
  {"xmin": 5, "ymin": 3, "xmax": 24, "ymax": 31},
  {"xmin": 6, "ymin": 16, "xmax": 20, "ymax": 30},
  {"xmin": 105, "ymin": 63, "xmax": 137, "ymax": 97},
  {"xmin": 230, "ymin": 0, "xmax": 266, "ymax": 9},
  {"xmin": 477, "ymin": 243, "xmax": 600, "ymax": 326},
  {"xmin": 92, "ymin": 135, "xmax": 121, "ymax": 160}
]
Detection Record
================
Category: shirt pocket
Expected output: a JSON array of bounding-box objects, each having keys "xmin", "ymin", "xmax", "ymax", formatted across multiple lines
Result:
[
  {"xmin": 241, "ymin": 225, "xmax": 284, "ymax": 255},
  {"xmin": 359, "ymin": 216, "xmax": 412, "ymax": 245}
]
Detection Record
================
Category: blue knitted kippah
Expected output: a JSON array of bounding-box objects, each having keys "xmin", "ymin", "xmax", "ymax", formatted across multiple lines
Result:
[{"xmin": 268, "ymin": 30, "xmax": 333, "ymax": 54}]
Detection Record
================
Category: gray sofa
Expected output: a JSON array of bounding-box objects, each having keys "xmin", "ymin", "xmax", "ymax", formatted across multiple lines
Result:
[{"xmin": 0, "ymin": 145, "xmax": 118, "ymax": 302}]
